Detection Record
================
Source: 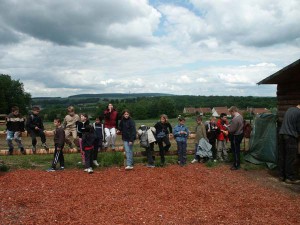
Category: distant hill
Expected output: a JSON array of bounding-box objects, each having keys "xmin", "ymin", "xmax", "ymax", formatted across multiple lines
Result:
[{"xmin": 68, "ymin": 93, "xmax": 174, "ymax": 99}]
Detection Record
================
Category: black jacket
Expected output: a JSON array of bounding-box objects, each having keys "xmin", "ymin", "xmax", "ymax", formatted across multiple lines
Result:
[
  {"xmin": 119, "ymin": 117, "xmax": 136, "ymax": 142},
  {"xmin": 76, "ymin": 120, "xmax": 90, "ymax": 138},
  {"xmin": 54, "ymin": 126, "xmax": 65, "ymax": 148},
  {"xmin": 26, "ymin": 113, "xmax": 44, "ymax": 131},
  {"xmin": 82, "ymin": 132, "xmax": 96, "ymax": 151},
  {"xmin": 6, "ymin": 113, "xmax": 25, "ymax": 132},
  {"xmin": 154, "ymin": 122, "xmax": 172, "ymax": 135}
]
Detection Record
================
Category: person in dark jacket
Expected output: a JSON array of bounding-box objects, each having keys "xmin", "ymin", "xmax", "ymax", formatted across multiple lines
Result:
[
  {"xmin": 279, "ymin": 105, "xmax": 300, "ymax": 184},
  {"xmin": 227, "ymin": 106, "xmax": 244, "ymax": 170},
  {"xmin": 82, "ymin": 125, "xmax": 96, "ymax": 174},
  {"xmin": 26, "ymin": 106, "xmax": 49, "ymax": 154},
  {"xmin": 6, "ymin": 106, "xmax": 26, "ymax": 155},
  {"xmin": 92, "ymin": 116, "xmax": 105, "ymax": 167},
  {"xmin": 118, "ymin": 109, "xmax": 136, "ymax": 170},
  {"xmin": 154, "ymin": 114, "xmax": 172, "ymax": 165},
  {"xmin": 76, "ymin": 113, "xmax": 90, "ymax": 165},
  {"xmin": 103, "ymin": 103, "xmax": 119, "ymax": 151},
  {"xmin": 205, "ymin": 116, "xmax": 218, "ymax": 161},
  {"xmin": 47, "ymin": 119, "xmax": 65, "ymax": 172}
]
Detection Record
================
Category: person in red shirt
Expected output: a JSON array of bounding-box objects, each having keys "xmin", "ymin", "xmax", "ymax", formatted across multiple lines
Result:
[
  {"xmin": 216, "ymin": 113, "xmax": 229, "ymax": 161},
  {"xmin": 103, "ymin": 103, "xmax": 118, "ymax": 151}
]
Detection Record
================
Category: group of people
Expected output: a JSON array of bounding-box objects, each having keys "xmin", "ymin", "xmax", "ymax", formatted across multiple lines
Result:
[{"xmin": 5, "ymin": 104, "xmax": 245, "ymax": 173}]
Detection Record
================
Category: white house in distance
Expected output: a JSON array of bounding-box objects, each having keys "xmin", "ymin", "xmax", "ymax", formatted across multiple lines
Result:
[{"xmin": 211, "ymin": 107, "xmax": 230, "ymax": 117}]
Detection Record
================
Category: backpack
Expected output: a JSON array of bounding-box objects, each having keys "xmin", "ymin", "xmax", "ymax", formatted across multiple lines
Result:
[
  {"xmin": 139, "ymin": 125, "xmax": 149, "ymax": 148},
  {"xmin": 243, "ymin": 122, "xmax": 252, "ymax": 138}
]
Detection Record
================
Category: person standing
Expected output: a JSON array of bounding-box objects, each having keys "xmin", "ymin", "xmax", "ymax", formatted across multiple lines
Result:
[
  {"xmin": 82, "ymin": 125, "xmax": 96, "ymax": 174},
  {"xmin": 227, "ymin": 106, "xmax": 244, "ymax": 170},
  {"xmin": 47, "ymin": 119, "xmax": 65, "ymax": 172},
  {"xmin": 174, "ymin": 117, "xmax": 189, "ymax": 166},
  {"xmin": 279, "ymin": 105, "xmax": 300, "ymax": 184},
  {"xmin": 154, "ymin": 114, "xmax": 172, "ymax": 165},
  {"xmin": 118, "ymin": 110, "xmax": 136, "ymax": 170},
  {"xmin": 216, "ymin": 113, "xmax": 229, "ymax": 162},
  {"xmin": 191, "ymin": 116, "xmax": 207, "ymax": 163},
  {"xmin": 103, "ymin": 103, "xmax": 118, "ymax": 151},
  {"xmin": 76, "ymin": 113, "xmax": 90, "ymax": 165},
  {"xmin": 63, "ymin": 106, "xmax": 80, "ymax": 149},
  {"xmin": 93, "ymin": 116, "xmax": 105, "ymax": 167},
  {"xmin": 206, "ymin": 117, "xmax": 218, "ymax": 161},
  {"xmin": 26, "ymin": 106, "xmax": 49, "ymax": 154},
  {"xmin": 6, "ymin": 106, "xmax": 26, "ymax": 155}
]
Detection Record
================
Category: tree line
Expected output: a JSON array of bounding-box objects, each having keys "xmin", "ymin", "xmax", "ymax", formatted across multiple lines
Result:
[{"xmin": 0, "ymin": 74, "xmax": 276, "ymax": 121}]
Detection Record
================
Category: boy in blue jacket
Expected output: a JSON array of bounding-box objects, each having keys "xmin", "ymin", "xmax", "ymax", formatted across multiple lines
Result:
[{"xmin": 174, "ymin": 117, "xmax": 190, "ymax": 166}]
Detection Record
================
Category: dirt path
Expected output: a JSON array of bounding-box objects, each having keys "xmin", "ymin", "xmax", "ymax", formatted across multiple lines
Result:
[{"xmin": 1, "ymin": 164, "xmax": 300, "ymax": 224}]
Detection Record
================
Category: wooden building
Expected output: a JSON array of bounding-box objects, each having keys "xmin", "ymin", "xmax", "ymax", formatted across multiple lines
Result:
[{"xmin": 258, "ymin": 59, "xmax": 300, "ymax": 123}]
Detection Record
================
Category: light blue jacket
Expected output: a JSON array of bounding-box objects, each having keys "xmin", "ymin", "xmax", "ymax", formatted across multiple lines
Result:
[{"xmin": 174, "ymin": 124, "xmax": 189, "ymax": 142}]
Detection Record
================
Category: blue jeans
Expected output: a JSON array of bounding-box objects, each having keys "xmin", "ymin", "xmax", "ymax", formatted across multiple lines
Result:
[
  {"xmin": 6, "ymin": 131, "xmax": 23, "ymax": 150},
  {"xmin": 177, "ymin": 141, "xmax": 187, "ymax": 165},
  {"xmin": 124, "ymin": 141, "xmax": 134, "ymax": 166}
]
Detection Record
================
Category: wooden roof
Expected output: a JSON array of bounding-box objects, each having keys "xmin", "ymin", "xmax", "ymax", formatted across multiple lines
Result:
[{"xmin": 258, "ymin": 59, "xmax": 300, "ymax": 84}]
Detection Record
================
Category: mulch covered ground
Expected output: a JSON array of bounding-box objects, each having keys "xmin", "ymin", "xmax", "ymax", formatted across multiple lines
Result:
[{"xmin": 1, "ymin": 164, "xmax": 300, "ymax": 225}]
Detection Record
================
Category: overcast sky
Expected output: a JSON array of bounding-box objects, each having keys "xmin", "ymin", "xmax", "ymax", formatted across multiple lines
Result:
[{"xmin": 0, "ymin": 0, "xmax": 299, "ymax": 97}]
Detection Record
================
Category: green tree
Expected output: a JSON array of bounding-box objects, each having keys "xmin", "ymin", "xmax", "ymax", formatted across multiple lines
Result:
[{"xmin": 0, "ymin": 74, "xmax": 31, "ymax": 114}]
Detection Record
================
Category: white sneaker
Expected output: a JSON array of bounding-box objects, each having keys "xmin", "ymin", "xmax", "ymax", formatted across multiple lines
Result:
[
  {"xmin": 125, "ymin": 166, "xmax": 133, "ymax": 170},
  {"xmin": 84, "ymin": 168, "xmax": 88, "ymax": 172},
  {"xmin": 191, "ymin": 159, "xmax": 198, "ymax": 164},
  {"xmin": 87, "ymin": 168, "xmax": 93, "ymax": 174},
  {"xmin": 93, "ymin": 160, "xmax": 99, "ymax": 167}
]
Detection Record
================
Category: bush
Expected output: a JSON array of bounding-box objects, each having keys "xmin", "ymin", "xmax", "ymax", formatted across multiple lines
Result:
[{"xmin": 0, "ymin": 162, "xmax": 9, "ymax": 172}]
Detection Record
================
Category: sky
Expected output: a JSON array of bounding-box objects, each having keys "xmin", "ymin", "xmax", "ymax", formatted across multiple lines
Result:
[{"xmin": 0, "ymin": 0, "xmax": 299, "ymax": 97}]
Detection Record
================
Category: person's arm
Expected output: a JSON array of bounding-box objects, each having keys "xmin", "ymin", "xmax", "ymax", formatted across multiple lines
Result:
[
  {"xmin": 130, "ymin": 120, "xmax": 136, "ymax": 143},
  {"xmin": 227, "ymin": 118, "xmax": 238, "ymax": 134},
  {"xmin": 62, "ymin": 116, "xmax": 67, "ymax": 129},
  {"xmin": 173, "ymin": 126, "xmax": 180, "ymax": 137}
]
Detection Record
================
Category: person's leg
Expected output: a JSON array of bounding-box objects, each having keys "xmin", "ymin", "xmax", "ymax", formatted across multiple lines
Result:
[
  {"xmin": 104, "ymin": 128, "xmax": 111, "ymax": 148},
  {"xmin": 84, "ymin": 150, "xmax": 92, "ymax": 168},
  {"xmin": 177, "ymin": 141, "xmax": 182, "ymax": 165},
  {"xmin": 209, "ymin": 139, "xmax": 217, "ymax": 160},
  {"xmin": 110, "ymin": 128, "xmax": 117, "ymax": 149},
  {"xmin": 78, "ymin": 138, "xmax": 85, "ymax": 164},
  {"xmin": 38, "ymin": 130, "xmax": 46, "ymax": 144},
  {"xmin": 64, "ymin": 128, "xmax": 73, "ymax": 147},
  {"xmin": 6, "ymin": 131, "xmax": 14, "ymax": 154},
  {"xmin": 124, "ymin": 141, "xmax": 133, "ymax": 167},
  {"xmin": 59, "ymin": 149, "xmax": 65, "ymax": 168},
  {"xmin": 150, "ymin": 142, "xmax": 155, "ymax": 162},
  {"xmin": 222, "ymin": 141, "xmax": 228, "ymax": 161},
  {"xmin": 146, "ymin": 146, "xmax": 154, "ymax": 165},
  {"xmin": 163, "ymin": 136, "xmax": 171, "ymax": 152},
  {"xmin": 284, "ymin": 135, "xmax": 298, "ymax": 180},
  {"xmin": 194, "ymin": 143, "xmax": 200, "ymax": 161},
  {"xmin": 51, "ymin": 145, "xmax": 59, "ymax": 169},
  {"xmin": 217, "ymin": 140, "xmax": 223, "ymax": 161},
  {"xmin": 182, "ymin": 142, "xmax": 187, "ymax": 165},
  {"xmin": 278, "ymin": 135, "xmax": 286, "ymax": 179},
  {"xmin": 157, "ymin": 141, "xmax": 165, "ymax": 164},
  {"xmin": 231, "ymin": 136, "xmax": 238, "ymax": 168},
  {"xmin": 30, "ymin": 131, "xmax": 37, "ymax": 147}
]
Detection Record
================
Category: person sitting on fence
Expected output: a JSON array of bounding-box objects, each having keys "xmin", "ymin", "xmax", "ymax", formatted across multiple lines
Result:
[
  {"xmin": 154, "ymin": 114, "xmax": 173, "ymax": 165},
  {"xmin": 137, "ymin": 125, "xmax": 156, "ymax": 168},
  {"xmin": 191, "ymin": 116, "xmax": 207, "ymax": 163},
  {"xmin": 63, "ymin": 106, "xmax": 80, "ymax": 149},
  {"xmin": 174, "ymin": 116, "xmax": 190, "ymax": 166},
  {"xmin": 6, "ymin": 106, "xmax": 26, "ymax": 155},
  {"xmin": 26, "ymin": 106, "xmax": 49, "ymax": 154}
]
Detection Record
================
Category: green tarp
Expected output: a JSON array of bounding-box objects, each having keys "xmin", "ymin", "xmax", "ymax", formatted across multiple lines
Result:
[{"xmin": 244, "ymin": 114, "xmax": 277, "ymax": 169}]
